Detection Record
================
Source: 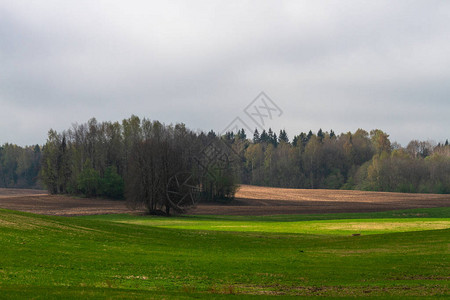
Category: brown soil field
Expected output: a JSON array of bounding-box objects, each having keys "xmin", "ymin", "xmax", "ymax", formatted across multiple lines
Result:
[
  {"xmin": 191, "ymin": 185, "xmax": 450, "ymax": 215},
  {"xmin": 0, "ymin": 188, "xmax": 137, "ymax": 216},
  {"xmin": 0, "ymin": 185, "xmax": 449, "ymax": 216}
]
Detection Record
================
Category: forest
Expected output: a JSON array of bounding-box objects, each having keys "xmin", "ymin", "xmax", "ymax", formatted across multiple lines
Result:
[
  {"xmin": 1, "ymin": 116, "xmax": 449, "ymax": 212},
  {"xmin": 0, "ymin": 143, "xmax": 41, "ymax": 189}
]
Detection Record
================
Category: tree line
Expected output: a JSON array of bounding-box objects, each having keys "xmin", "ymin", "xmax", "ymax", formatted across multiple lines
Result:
[
  {"xmin": 0, "ymin": 144, "xmax": 41, "ymax": 188},
  {"xmin": 1, "ymin": 116, "xmax": 449, "ymax": 213},
  {"xmin": 235, "ymin": 128, "xmax": 449, "ymax": 194}
]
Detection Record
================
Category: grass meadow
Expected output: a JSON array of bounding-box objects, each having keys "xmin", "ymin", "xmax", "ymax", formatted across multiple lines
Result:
[{"xmin": 0, "ymin": 207, "xmax": 449, "ymax": 298}]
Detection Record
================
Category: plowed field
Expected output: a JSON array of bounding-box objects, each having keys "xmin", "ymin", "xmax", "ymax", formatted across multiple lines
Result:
[{"xmin": 1, "ymin": 185, "xmax": 449, "ymax": 216}]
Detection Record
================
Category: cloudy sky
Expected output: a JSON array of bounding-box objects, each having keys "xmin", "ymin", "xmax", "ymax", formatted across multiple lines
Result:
[{"xmin": 1, "ymin": 0, "xmax": 449, "ymax": 146}]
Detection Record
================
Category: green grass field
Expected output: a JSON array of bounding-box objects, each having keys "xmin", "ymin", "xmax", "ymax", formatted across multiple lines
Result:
[
  {"xmin": 0, "ymin": 207, "xmax": 449, "ymax": 298},
  {"xmin": 84, "ymin": 208, "xmax": 450, "ymax": 236}
]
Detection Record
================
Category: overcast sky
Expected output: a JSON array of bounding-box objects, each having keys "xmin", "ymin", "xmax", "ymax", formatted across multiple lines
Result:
[{"xmin": 1, "ymin": 0, "xmax": 449, "ymax": 146}]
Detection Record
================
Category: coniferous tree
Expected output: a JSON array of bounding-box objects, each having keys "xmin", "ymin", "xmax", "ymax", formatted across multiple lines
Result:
[
  {"xmin": 272, "ymin": 133, "xmax": 278, "ymax": 147},
  {"xmin": 224, "ymin": 131, "xmax": 234, "ymax": 141},
  {"xmin": 279, "ymin": 129, "xmax": 289, "ymax": 143},
  {"xmin": 330, "ymin": 130, "xmax": 336, "ymax": 139},
  {"xmin": 238, "ymin": 128, "xmax": 247, "ymax": 139},
  {"xmin": 307, "ymin": 130, "xmax": 313, "ymax": 141},
  {"xmin": 299, "ymin": 132, "xmax": 308, "ymax": 147},
  {"xmin": 253, "ymin": 129, "xmax": 260, "ymax": 143},
  {"xmin": 268, "ymin": 128, "xmax": 274, "ymax": 142},
  {"xmin": 207, "ymin": 130, "xmax": 216, "ymax": 138},
  {"xmin": 260, "ymin": 130, "xmax": 269, "ymax": 143},
  {"xmin": 317, "ymin": 129, "xmax": 324, "ymax": 142}
]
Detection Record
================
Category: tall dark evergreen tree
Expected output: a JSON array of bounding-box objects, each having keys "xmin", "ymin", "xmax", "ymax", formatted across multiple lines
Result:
[
  {"xmin": 330, "ymin": 130, "xmax": 336, "ymax": 139},
  {"xmin": 268, "ymin": 128, "xmax": 274, "ymax": 142},
  {"xmin": 272, "ymin": 133, "xmax": 278, "ymax": 147},
  {"xmin": 207, "ymin": 130, "xmax": 216, "ymax": 138},
  {"xmin": 224, "ymin": 131, "xmax": 234, "ymax": 141},
  {"xmin": 253, "ymin": 129, "xmax": 260, "ymax": 143},
  {"xmin": 238, "ymin": 128, "xmax": 247, "ymax": 139},
  {"xmin": 260, "ymin": 130, "xmax": 269, "ymax": 143},
  {"xmin": 299, "ymin": 132, "xmax": 307, "ymax": 147},
  {"xmin": 317, "ymin": 129, "xmax": 324, "ymax": 142},
  {"xmin": 279, "ymin": 129, "xmax": 289, "ymax": 143}
]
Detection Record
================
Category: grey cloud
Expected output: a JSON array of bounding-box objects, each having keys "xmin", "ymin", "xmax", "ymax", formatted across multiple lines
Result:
[{"xmin": 1, "ymin": 1, "xmax": 449, "ymax": 146}]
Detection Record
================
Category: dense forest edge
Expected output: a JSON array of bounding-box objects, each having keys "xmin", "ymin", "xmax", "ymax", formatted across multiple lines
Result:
[{"xmin": 1, "ymin": 116, "xmax": 449, "ymax": 213}]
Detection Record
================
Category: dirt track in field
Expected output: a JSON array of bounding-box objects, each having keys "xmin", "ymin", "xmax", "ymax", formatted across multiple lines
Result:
[{"xmin": 0, "ymin": 185, "xmax": 449, "ymax": 216}]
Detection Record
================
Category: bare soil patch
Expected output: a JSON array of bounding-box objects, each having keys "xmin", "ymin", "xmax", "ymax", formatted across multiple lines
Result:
[
  {"xmin": 0, "ymin": 188, "xmax": 48, "ymax": 198},
  {"xmin": 0, "ymin": 188, "xmax": 138, "ymax": 216},
  {"xmin": 0, "ymin": 185, "xmax": 449, "ymax": 216},
  {"xmin": 189, "ymin": 185, "xmax": 450, "ymax": 215}
]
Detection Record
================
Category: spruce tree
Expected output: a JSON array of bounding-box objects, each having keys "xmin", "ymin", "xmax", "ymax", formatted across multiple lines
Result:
[
  {"xmin": 279, "ymin": 129, "xmax": 289, "ymax": 143},
  {"xmin": 330, "ymin": 129, "xmax": 336, "ymax": 139},
  {"xmin": 268, "ymin": 128, "xmax": 274, "ymax": 141},
  {"xmin": 207, "ymin": 130, "xmax": 216, "ymax": 138},
  {"xmin": 307, "ymin": 130, "xmax": 313, "ymax": 141},
  {"xmin": 272, "ymin": 133, "xmax": 278, "ymax": 147},
  {"xmin": 239, "ymin": 128, "xmax": 247, "ymax": 139},
  {"xmin": 253, "ymin": 129, "xmax": 260, "ymax": 143},
  {"xmin": 300, "ymin": 132, "xmax": 307, "ymax": 146},
  {"xmin": 260, "ymin": 130, "xmax": 269, "ymax": 143},
  {"xmin": 292, "ymin": 135, "xmax": 299, "ymax": 147},
  {"xmin": 317, "ymin": 128, "xmax": 324, "ymax": 142}
]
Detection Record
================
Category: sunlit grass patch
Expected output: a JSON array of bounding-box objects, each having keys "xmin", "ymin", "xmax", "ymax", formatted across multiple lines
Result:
[{"xmin": 86, "ymin": 209, "xmax": 450, "ymax": 235}]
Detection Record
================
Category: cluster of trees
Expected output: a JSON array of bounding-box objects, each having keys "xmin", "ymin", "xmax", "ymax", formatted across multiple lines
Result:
[
  {"xmin": 354, "ymin": 143, "xmax": 450, "ymax": 193},
  {"xmin": 0, "ymin": 144, "xmax": 41, "ymax": 188},
  {"xmin": 39, "ymin": 117, "xmax": 239, "ymax": 214},
  {"xmin": 4, "ymin": 116, "xmax": 449, "ymax": 214},
  {"xmin": 224, "ymin": 128, "xmax": 450, "ymax": 194}
]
